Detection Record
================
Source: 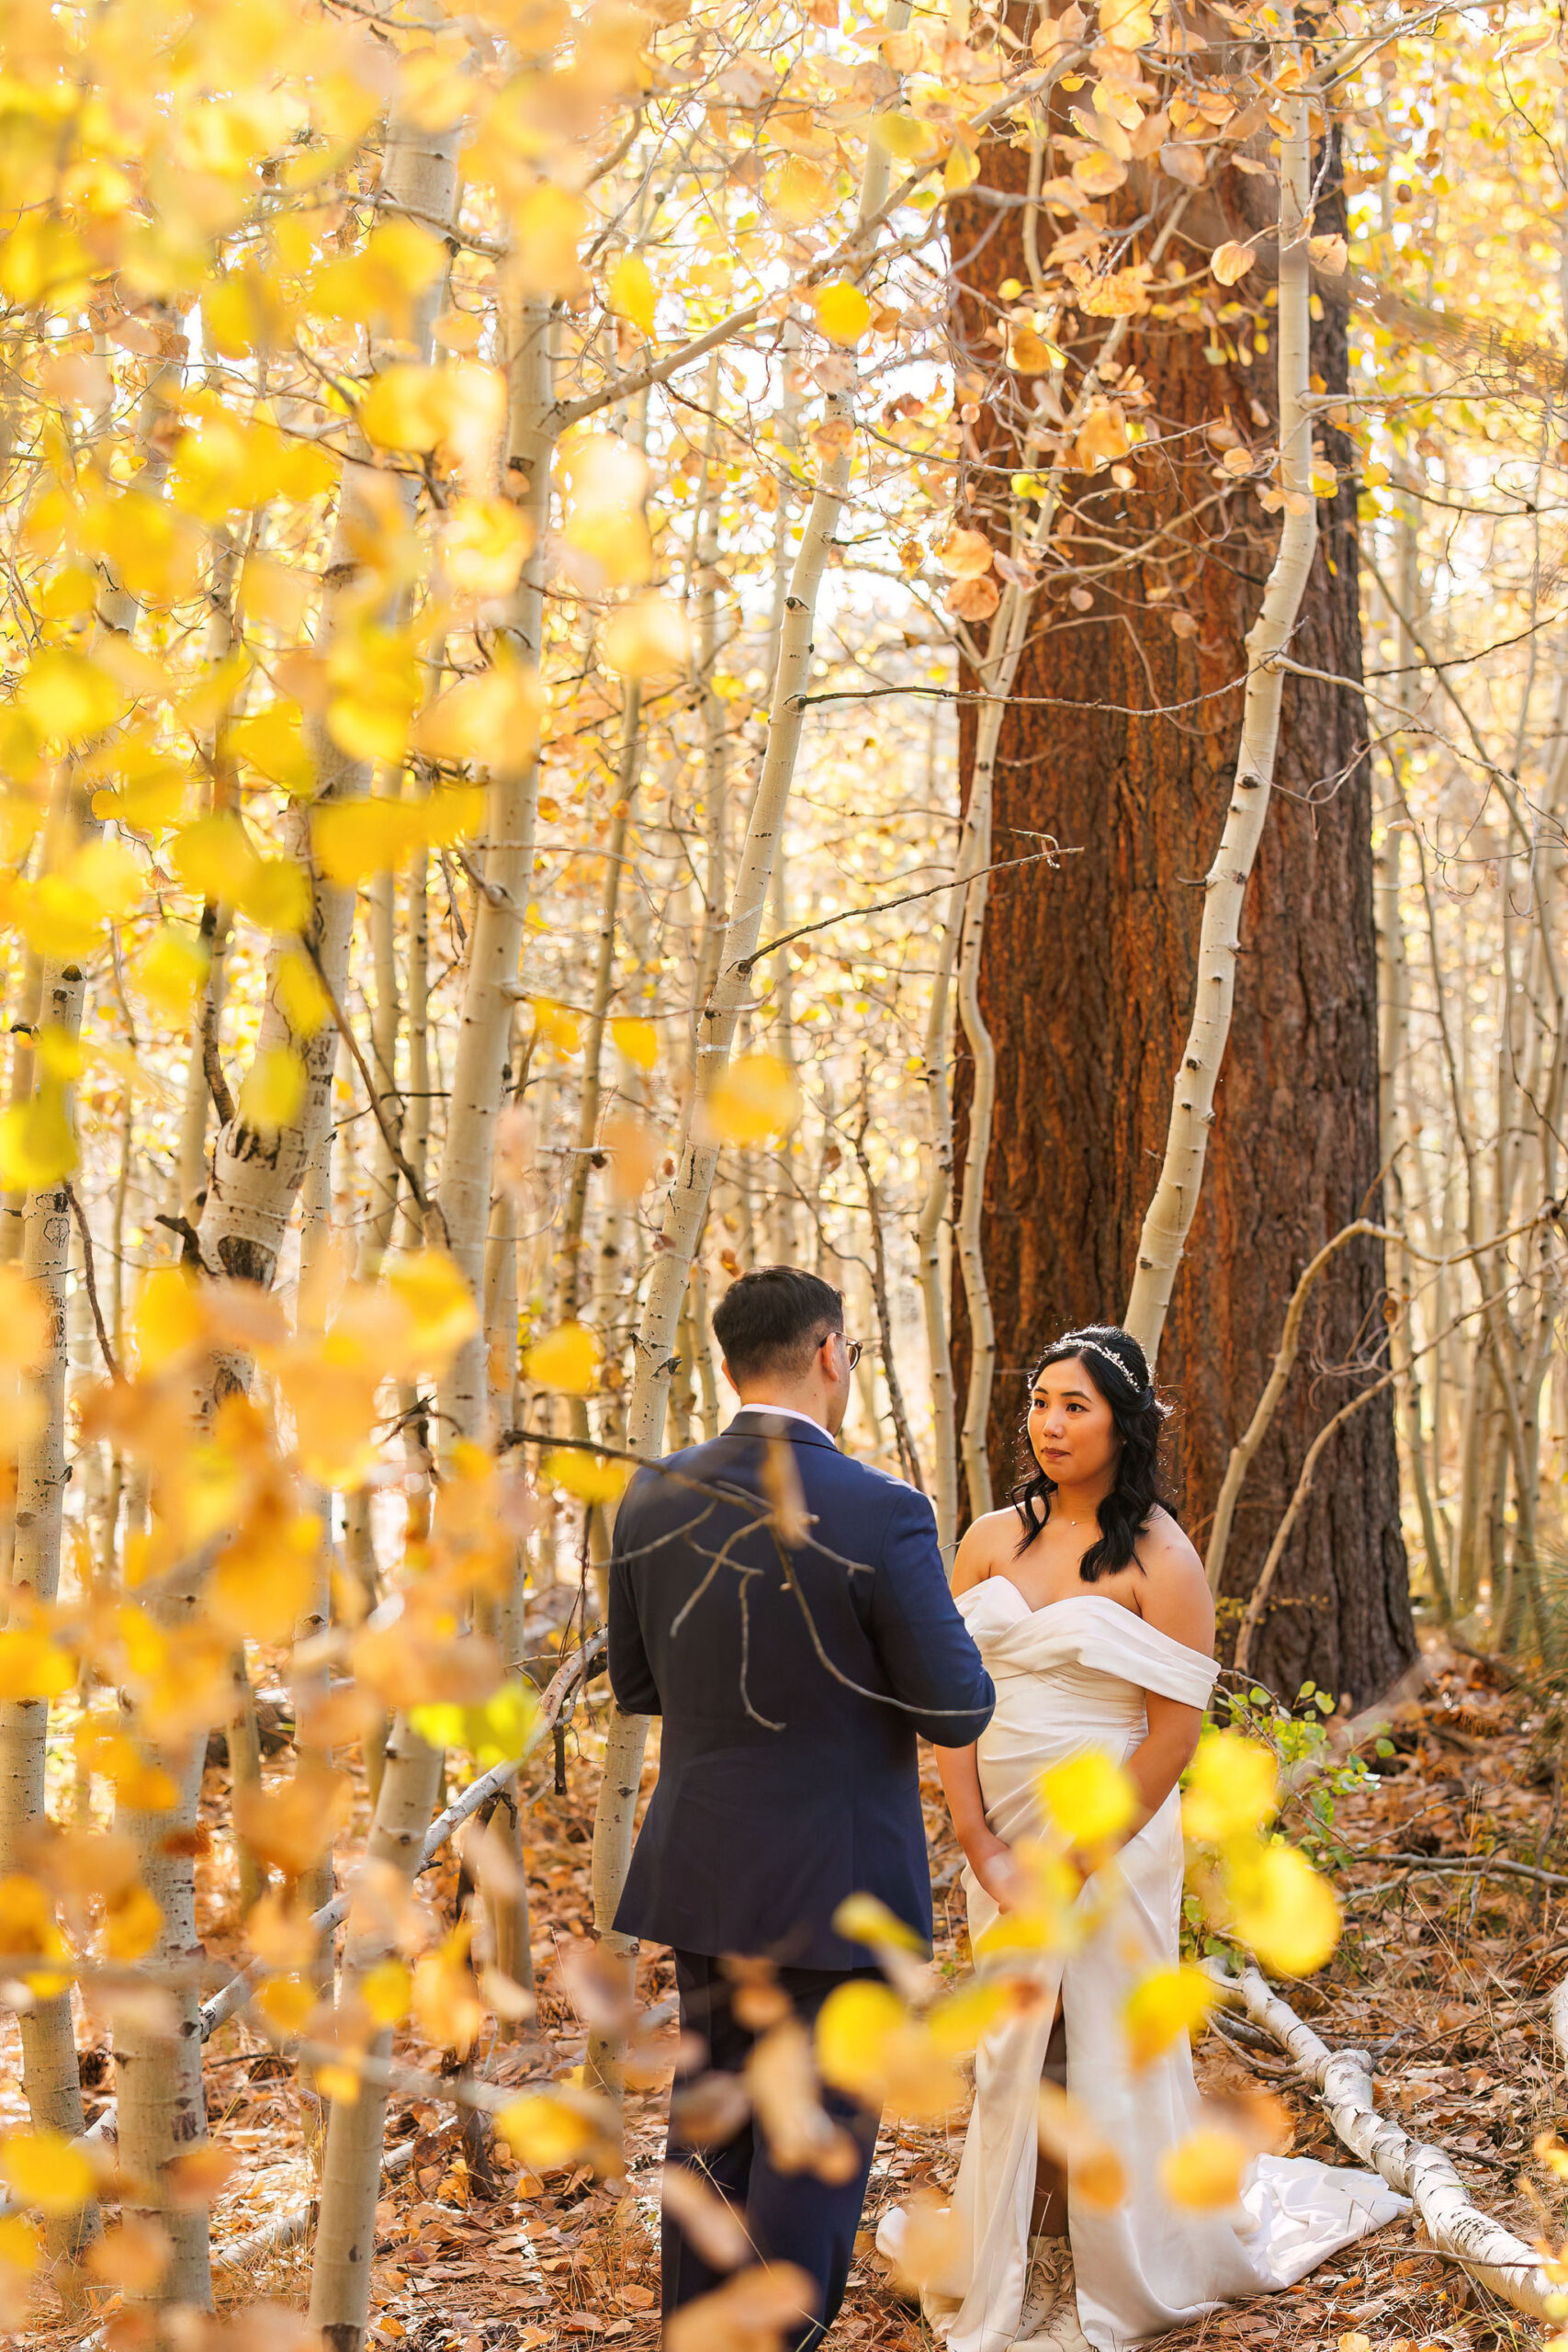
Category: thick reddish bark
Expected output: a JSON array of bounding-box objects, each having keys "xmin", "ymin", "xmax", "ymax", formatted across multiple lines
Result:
[{"xmin": 949, "ymin": 137, "xmax": 1414, "ymax": 1704}]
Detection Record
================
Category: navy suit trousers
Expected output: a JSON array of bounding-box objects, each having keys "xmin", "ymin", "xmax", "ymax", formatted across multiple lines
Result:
[{"xmin": 663, "ymin": 1952, "xmax": 880, "ymax": 2352}]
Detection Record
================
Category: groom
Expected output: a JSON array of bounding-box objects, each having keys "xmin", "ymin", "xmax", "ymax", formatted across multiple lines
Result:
[{"xmin": 607, "ymin": 1266, "xmax": 995, "ymax": 2349}]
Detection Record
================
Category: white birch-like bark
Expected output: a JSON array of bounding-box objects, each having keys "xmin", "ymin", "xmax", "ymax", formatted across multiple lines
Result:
[
  {"xmin": 585, "ymin": 45, "xmax": 914, "ymax": 2088},
  {"xmin": 306, "ymin": 1713, "xmax": 446, "ymax": 2352},
  {"xmin": 430, "ymin": 291, "xmax": 554, "ymax": 1430},
  {"xmin": 1122, "ymin": 38, "xmax": 1317, "ymax": 1365},
  {"xmin": 1222, "ymin": 1965, "xmax": 1560, "ymax": 2320},
  {"xmin": 0, "ymin": 967, "xmax": 94, "ymax": 2258}
]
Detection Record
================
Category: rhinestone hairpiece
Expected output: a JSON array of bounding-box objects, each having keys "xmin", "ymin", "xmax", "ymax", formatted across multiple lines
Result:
[{"xmin": 1063, "ymin": 1336, "xmax": 1146, "ymax": 1394}]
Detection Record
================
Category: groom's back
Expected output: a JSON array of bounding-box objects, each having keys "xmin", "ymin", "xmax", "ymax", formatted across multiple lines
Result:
[{"xmin": 609, "ymin": 1405, "xmax": 994, "ymax": 1970}]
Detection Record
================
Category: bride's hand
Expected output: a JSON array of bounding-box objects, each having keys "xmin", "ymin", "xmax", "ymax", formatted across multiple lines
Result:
[{"xmin": 968, "ymin": 1835, "xmax": 1023, "ymax": 1912}]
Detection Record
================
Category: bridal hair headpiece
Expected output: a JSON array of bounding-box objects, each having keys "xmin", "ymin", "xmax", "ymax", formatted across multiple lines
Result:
[{"xmin": 1064, "ymin": 1334, "xmax": 1147, "ymax": 1395}]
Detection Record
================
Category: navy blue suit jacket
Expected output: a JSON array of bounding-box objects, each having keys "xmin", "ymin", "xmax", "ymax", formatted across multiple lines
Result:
[{"xmin": 607, "ymin": 1408, "xmax": 996, "ymax": 1972}]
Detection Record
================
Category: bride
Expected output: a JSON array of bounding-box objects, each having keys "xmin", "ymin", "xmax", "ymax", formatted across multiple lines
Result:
[{"xmin": 879, "ymin": 1325, "xmax": 1404, "ymax": 2352}]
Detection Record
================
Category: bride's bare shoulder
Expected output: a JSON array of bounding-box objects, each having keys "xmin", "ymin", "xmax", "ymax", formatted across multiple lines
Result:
[
  {"xmin": 1137, "ymin": 1508, "xmax": 1214, "ymax": 1655},
  {"xmin": 952, "ymin": 1508, "xmax": 1021, "ymax": 1595}
]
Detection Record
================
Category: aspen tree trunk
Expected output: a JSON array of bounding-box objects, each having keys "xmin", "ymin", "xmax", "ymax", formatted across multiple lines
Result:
[
  {"xmin": 309, "ymin": 288, "xmax": 554, "ymax": 2352},
  {"xmin": 1122, "ymin": 43, "xmax": 1314, "ymax": 1364},
  {"xmin": 0, "ymin": 968, "xmax": 94, "ymax": 2261},
  {"xmin": 307, "ymin": 1716, "xmax": 446, "ymax": 2351},
  {"xmin": 585, "ymin": 40, "xmax": 912, "ymax": 2091},
  {"xmin": 431, "ymin": 292, "xmax": 553, "ymax": 1428}
]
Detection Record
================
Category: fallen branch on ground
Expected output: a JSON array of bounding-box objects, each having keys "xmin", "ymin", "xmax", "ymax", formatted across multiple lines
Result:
[{"xmin": 1213, "ymin": 1964, "xmax": 1561, "ymax": 2322}]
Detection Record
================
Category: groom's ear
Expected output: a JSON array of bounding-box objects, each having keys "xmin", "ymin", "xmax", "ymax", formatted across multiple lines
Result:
[{"xmin": 720, "ymin": 1356, "xmax": 739, "ymax": 1397}]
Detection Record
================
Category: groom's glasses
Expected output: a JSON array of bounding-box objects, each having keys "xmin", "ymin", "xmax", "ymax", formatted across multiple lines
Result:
[{"xmin": 842, "ymin": 1337, "xmax": 863, "ymax": 1369}]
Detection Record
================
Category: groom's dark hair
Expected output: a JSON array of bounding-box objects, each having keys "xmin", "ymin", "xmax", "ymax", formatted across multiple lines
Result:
[{"xmin": 713, "ymin": 1266, "xmax": 844, "ymax": 1381}]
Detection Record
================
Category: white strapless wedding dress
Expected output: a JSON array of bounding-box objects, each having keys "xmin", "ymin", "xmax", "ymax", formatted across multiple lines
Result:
[{"xmin": 879, "ymin": 1585, "xmax": 1405, "ymax": 2352}]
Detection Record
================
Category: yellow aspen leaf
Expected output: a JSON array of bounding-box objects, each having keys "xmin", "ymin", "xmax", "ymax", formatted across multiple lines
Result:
[
  {"xmin": 872, "ymin": 111, "xmax": 935, "ymax": 161},
  {"xmin": 238, "ymin": 1046, "xmax": 307, "ymax": 1136},
  {"xmin": 1098, "ymin": 0, "xmax": 1156, "ymax": 43},
  {"xmin": 17, "ymin": 648, "xmax": 126, "ymax": 744},
  {"xmin": 423, "ymin": 784, "xmax": 488, "ymax": 846},
  {"xmin": 229, "ymin": 704, "xmax": 313, "ymax": 793},
  {"xmin": 524, "ymin": 1320, "xmax": 599, "ymax": 1394},
  {"xmin": 1007, "ymin": 325, "xmax": 1065, "ymax": 373},
  {"xmin": 254, "ymin": 1973, "xmax": 314, "ymax": 2039},
  {"xmin": 603, "ymin": 1110, "xmax": 660, "ymax": 1204},
  {"xmin": 705, "ymin": 1053, "xmax": 803, "ymax": 1145},
  {"xmin": 237, "ymin": 558, "xmax": 313, "ymax": 639},
  {"xmin": 1182, "ymin": 1731, "xmax": 1277, "ymax": 1840},
  {"xmin": 209, "ymin": 1510, "xmax": 321, "ymax": 1643},
  {"xmin": 495, "ymin": 2093, "xmax": 597, "ymax": 2170},
  {"xmin": 770, "ymin": 156, "xmax": 835, "ymax": 225},
  {"xmin": 316, "ymin": 2062, "xmax": 362, "ymax": 2107},
  {"xmin": 1309, "ymin": 233, "xmax": 1348, "ymax": 274},
  {"xmin": 944, "ymin": 140, "xmax": 980, "ymax": 193},
  {"xmin": 531, "ymin": 999, "xmax": 582, "ymax": 1055},
  {"xmin": 312, "ymin": 797, "xmax": 423, "ymax": 888},
  {"xmin": 543, "ymin": 1448, "xmax": 630, "ymax": 1505},
  {"xmin": 234, "ymin": 1767, "xmax": 354, "ymax": 1876},
  {"xmin": 0, "ymin": 1267, "xmax": 49, "ymax": 1370},
  {"xmin": 130, "ymin": 929, "xmax": 209, "ymax": 1024},
  {"xmin": 601, "ymin": 595, "xmax": 691, "ymax": 679},
  {"xmin": 610, "ymin": 1016, "xmax": 658, "ymax": 1070},
  {"xmin": 813, "ymin": 281, "xmax": 871, "ymax": 345},
  {"xmin": 1212, "ymin": 241, "xmax": 1257, "ymax": 285},
  {"xmin": 0, "ymin": 1084, "xmax": 76, "ymax": 1193},
  {"xmin": 1074, "ymin": 403, "xmax": 1133, "ymax": 471},
  {"xmin": 0, "ymin": 2214, "xmax": 42, "ymax": 2276},
  {"xmin": 1038, "ymin": 2082, "xmax": 1126, "ymax": 2209},
  {"xmin": 362, "ymin": 1958, "xmax": 412, "ymax": 2028},
  {"xmin": 439, "ymin": 495, "xmax": 533, "ymax": 601},
  {"xmin": 1222, "ymin": 1838, "xmax": 1340, "ymax": 1975},
  {"xmin": 509, "ymin": 184, "xmax": 589, "ymax": 297},
  {"xmin": 1122, "ymin": 1964, "xmax": 1213, "ymax": 2067},
  {"xmin": 275, "ymin": 949, "xmax": 332, "ymax": 1040},
  {"xmin": 102, "ymin": 1883, "xmax": 163, "ymax": 1963},
  {"xmin": 235, "ymin": 855, "xmax": 311, "ymax": 935},
  {"xmin": 132, "ymin": 1267, "xmax": 206, "ymax": 1376},
  {"xmin": 415, "ymin": 662, "xmax": 543, "ymax": 774},
  {"xmin": 608, "ymin": 251, "xmax": 658, "ymax": 336},
  {"xmin": 0, "ymin": 2132, "xmax": 96, "ymax": 2217},
  {"xmin": 831, "ymin": 1894, "xmax": 927, "ymax": 1953},
  {"xmin": 816, "ymin": 1979, "xmax": 907, "ymax": 2098},
  {"xmin": 1038, "ymin": 1750, "xmax": 1138, "ymax": 1849},
  {"xmin": 412, "ymin": 1926, "xmax": 486, "ymax": 2056},
  {"xmin": 0, "ymin": 1631, "xmax": 75, "ymax": 1703},
  {"xmin": 925, "ymin": 1979, "xmax": 1015, "ymax": 2055},
  {"xmin": 938, "ymin": 527, "xmax": 994, "ymax": 577},
  {"xmin": 386, "ymin": 1250, "xmax": 480, "ymax": 1365},
  {"xmin": 83, "ymin": 2217, "xmax": 172, "ymax": 2295},
  {"xmin": 1158, "ymin": 2126, "xmax": 1247, "ymax": 2210},
  {"xmin": 946, "ymin": 574, "xmax": 1001, "ymax": 622},
  {"xmin": 358, "ymin": 363, "xmax": 451, "ymax": 452},
  {"xmin": 164, "ymin": 2146, "xmax": 237, "ymax": 2208},
  {"xmin": 1073, "ymin": 150, "xmax": 1128, "ymax": 195},
  {"xmin": 171, "ymin": 812, "xmax": 264, "ymax": 905}
]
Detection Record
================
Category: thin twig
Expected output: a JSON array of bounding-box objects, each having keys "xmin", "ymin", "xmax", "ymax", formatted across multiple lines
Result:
[{"xmin": 63, "ymin": 1183, "xmax": 118, "ymax": 1378}]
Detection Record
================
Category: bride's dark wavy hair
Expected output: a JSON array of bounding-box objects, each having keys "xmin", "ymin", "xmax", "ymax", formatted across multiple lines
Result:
[{"xmin": 1011, "ymin": 1324, "xmax": 1174, "ymax": 1580}]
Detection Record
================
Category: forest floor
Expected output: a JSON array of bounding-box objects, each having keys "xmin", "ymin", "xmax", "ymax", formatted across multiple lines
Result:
[{"xmin": 12, "ymin": 1635, "xmax": 1568, "ymax": 2352}]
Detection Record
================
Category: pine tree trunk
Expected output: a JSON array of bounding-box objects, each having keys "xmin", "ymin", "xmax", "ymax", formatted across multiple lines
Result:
[{"xmin": 949, "ymin": 115, "xmax": 1414, "ymax": 1702}]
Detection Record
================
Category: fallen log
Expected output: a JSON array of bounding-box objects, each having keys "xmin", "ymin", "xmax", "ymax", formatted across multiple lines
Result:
[{"xmin": 1214, "ymin": 1964, "xmax": 1562, "ymax": 2324}]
